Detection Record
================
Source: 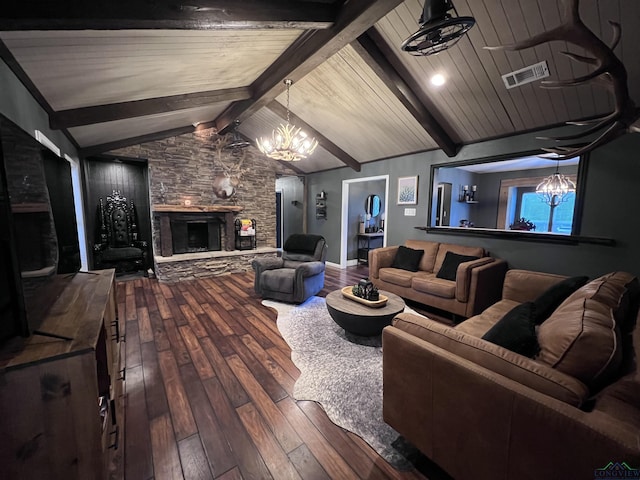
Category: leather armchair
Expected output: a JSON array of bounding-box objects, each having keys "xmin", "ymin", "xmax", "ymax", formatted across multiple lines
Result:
[
  {"xmin": 94, "ymin": 190, "xmax": 147, "ymax": 273},
  {"xmin": 252, "ymin": 234, "xmax": 327, "ymax": 303}
]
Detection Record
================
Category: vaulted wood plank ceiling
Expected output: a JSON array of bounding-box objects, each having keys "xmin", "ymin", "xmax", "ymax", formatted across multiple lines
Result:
[{"xmin": 1, "ymin": 0, "xmax": 638, "ymax": 174}]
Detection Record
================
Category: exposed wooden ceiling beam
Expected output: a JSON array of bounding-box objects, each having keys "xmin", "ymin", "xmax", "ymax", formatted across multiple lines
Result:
[
  {"xmin": 82, "ymin": 123, "xmax": 310, "ymax": 176},
  {"xmin": 353, "ymin": 30, "xmax": 459, "ymax": 157},
  {"xmin": 79, "ymin": 125, "xmax": 197, "ymax": 157},
  {"xmin": 267, "ymin": 101, "xmax": 361, "ymax": 172},
  {"xmin": 50, "ymin": 87, "xmax": 251, "ymax": 129},
  {"xmin": 211, "ymin": 0, "xmax": 405, "ymax": 134},
  {"xmin": 0, "ymin": 1, "xmax": 337, "ymax": 30}
]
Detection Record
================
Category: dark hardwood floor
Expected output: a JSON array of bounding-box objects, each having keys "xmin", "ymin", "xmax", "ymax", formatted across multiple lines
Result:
[{"xmin": 113, "ymin": 264, "xmax": 446, "ymax": 480}]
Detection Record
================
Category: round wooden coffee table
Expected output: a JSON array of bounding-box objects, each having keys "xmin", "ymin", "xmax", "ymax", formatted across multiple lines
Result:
[{"xmin": 325, "ymin": 289, "xmax": 405, "ymax": 336}]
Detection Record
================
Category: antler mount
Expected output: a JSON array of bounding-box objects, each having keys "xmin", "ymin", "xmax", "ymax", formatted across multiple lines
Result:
[{"xmin": 486, "ymin": 0, "xmax": 639, "ymax": 159}]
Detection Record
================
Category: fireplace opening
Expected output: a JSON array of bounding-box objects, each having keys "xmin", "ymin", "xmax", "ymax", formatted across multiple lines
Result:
[
  {"xmin": 170, "ymin": 215, "xmax": 222, "ymax": 254},
  {"xmin": 187, "ymin": 223, "xmax": 209, "ymax": 252}
]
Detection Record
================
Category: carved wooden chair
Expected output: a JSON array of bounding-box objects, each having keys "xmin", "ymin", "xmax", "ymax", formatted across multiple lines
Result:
[{"xmin": 94, "ymin": 190, "xmax": 147, "ymax": 273}]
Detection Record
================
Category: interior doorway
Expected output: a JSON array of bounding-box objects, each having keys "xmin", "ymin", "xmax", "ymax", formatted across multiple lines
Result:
[
  {"xmin": 275, "ymin": 176, "xmax": 303, "ymax": 246},
  {"xmin": 339, "ymin": 175, "xmax": 389, "ymax": 268}
]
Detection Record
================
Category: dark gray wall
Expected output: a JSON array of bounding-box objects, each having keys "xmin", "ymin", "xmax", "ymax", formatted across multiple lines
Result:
[
  {"xmin": 276, "ymin": 175, "xmax": 304, "ymax": 241},
  {"xmin": 0, "ymin": 61, "xmax": 77, "ymax": 159},
  {"xmin": 307, "ymin": 129, "xmax": 640, "ymax": 279}
]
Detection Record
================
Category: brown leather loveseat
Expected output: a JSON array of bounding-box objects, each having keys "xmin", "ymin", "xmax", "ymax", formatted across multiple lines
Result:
[
  {"xmin": 369, "ymin": 239, "xmax": 507, "ymax": 318},
  {"xmin": 383, "ymin": 269, "xmax": 640, "ymax": 480}
]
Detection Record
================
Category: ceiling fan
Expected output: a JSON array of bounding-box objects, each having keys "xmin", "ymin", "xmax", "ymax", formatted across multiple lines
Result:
[
  {"xmin": 224, "ymin": 120, "xmax": 251, "ymax": 152},
  {"xmin": 401, "ymin": 0, "xmax": 475, "ymax": 56}
]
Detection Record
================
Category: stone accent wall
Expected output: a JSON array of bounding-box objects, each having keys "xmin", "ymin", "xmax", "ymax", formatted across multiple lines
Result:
[{"xmin": 110, "ymin": 128, "xmax": 296, "ymax": 278}]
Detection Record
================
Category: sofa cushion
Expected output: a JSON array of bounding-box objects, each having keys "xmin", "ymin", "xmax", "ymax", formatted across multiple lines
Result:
[
  {"xmin": 379, "ymin": 268, "xmax": 415, "ymax": 288},
  {"xmin": 392, "ymin": 312, "xmax": 589, "ymax": 406},
  {"xmin": 406, "ymin": 240, "xmax": 439, "ymax": 273},
  {"xmin": 482, "ymin": 302, "xmax": 539, "ymax": 357},
  {"xmin": 101, "ymin": 246, "xmax": 143, "ymax": 261},
  {"xmin": 436, "ymin": 251, "xmax": 481, "ymax": 281},
  {"xmin": 391, "ymin": 245, "xmax": 424, "ymax": 272},
  {"xmin": 502, "ymin": 269, "xmax": 567, "ymax": 303},
  {"xmin": 412, "ymin": 274, "xmax": 456, "ymax": 299},
  {"xmin": 456, "ymin": 299, "xmax": 521, "ymax": 338},
  {"xmin": 532, "ymin": 275, "xmax": 589, "ymax": 324},
  {"xmin": 537, "ymin": 272, "xmax": 637, "ymax": 390},
  {"xmin": 433, "ymin": 244, "xmax": 484, "ymax": 274}
]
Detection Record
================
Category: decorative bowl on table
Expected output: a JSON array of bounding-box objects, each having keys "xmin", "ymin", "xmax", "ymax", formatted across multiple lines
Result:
[{"xmin": 341, "ymin": 286, "xmax": 388, "ymax": 308}]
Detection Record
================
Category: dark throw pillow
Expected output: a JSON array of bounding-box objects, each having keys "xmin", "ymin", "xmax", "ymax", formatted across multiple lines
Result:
[
  {"xmin": 436, "ymin": 251, "xmax": 480, "ymax": 281},
  {"xmin": 482, "ymin": 302, "xmax": 539, "ymax": 357},
  {"xmin": 532, "ymin": 276, "xmax": 589, "ymax": 324},
  {"xmin": 391, "ymin": 245, "xmax": 424, "ymax": 272}
]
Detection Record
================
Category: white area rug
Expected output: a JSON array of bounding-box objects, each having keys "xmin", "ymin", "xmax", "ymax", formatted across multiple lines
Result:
[{"xmin": 263, "ymin": 296, "xmax": 422, "ymax": 469}]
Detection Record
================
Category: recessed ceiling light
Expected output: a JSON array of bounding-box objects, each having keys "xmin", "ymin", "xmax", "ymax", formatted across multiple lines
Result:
[{"xmin": 431, "ymin": 74, "xmax": 446, "ymax": 86}]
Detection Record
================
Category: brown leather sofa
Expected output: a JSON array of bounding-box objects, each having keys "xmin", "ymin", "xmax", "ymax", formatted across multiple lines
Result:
[
  {"xmin": 382, "ymin": 269, "xmax": 640, "ymax": 480},
  {"xmin": 368, "ymin": 239, "xmax": 508, "ymax": 318}
]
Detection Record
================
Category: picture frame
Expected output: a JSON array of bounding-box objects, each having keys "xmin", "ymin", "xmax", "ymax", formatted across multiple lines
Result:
[{"xmin": 397, "ymin": 176, "xmax": 418, "ymax": 205}]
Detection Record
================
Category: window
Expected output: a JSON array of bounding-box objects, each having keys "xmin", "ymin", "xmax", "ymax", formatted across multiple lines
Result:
[
  {"xmin": 519, "ymin": 190, "xmax": 575, "ymax": 233},
  {"xmin": 498, "ymin": 173, "xmax": 577, "ymax": 233}
]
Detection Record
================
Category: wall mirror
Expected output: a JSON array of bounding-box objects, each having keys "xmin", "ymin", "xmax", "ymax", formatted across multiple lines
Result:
[
  {"xmin": 427, "ymin": 152, "xmax": 586, "ymax": 238},
  {"xmin": 365, "ymin": 194, "xmax": 381, "ymax": 217}
]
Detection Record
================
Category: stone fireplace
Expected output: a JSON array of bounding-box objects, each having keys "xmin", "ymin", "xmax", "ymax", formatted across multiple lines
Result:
[
  {"xmin": 109, "ymin": 128, "xmax": 297, "ymax": 281},
  {"xmin": 151, "ymin": 204, "xmax": 277, "ymax": 282},
  {"xmin": 153, "ymin": 205, "xmax": 241, "ymax": 256}
]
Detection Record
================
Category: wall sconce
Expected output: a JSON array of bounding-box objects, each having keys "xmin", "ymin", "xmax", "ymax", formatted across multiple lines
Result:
[{"xmin": 460, "ymin": 185, "xmax": 477, "ymax": 202}]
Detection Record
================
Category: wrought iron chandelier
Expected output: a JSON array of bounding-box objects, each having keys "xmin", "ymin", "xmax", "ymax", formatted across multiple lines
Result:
[
  {"xmin": 257, "ymin": 79, "xmax": 318, "ymax": 161},
  {"xmin": 536, "ymin": 161, "xmax": 576, "ymax": 207}
]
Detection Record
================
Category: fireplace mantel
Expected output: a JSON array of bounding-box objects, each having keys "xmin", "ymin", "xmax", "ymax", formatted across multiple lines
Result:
[
  {"xmin": 153, "ymin": 205, "xmax": 244, "ymax": 255},
  {"xmin": 153, "ymin": 204, "xmax": 243, "ymax": 213}
]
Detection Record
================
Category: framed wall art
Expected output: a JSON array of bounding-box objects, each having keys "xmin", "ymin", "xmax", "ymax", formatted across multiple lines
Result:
[{"xmin": 397, "ymin": 176, "xmax": 418, "ymax": 205}]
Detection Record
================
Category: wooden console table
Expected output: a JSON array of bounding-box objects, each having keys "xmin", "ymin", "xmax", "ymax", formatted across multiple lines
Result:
[{"xmin": 357, "ymin": 232, "xmax": 384, "ymax": 265}]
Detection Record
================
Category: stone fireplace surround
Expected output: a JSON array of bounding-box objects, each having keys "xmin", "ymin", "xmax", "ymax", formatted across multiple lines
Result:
[
  {"xmin": 109, "ymin": 128, "xmax": 294, "ymax": 282},
  {"xmin": 152, "ymin": 204, "xmax": 276, "ymax": 282},
  {"xmin": 153, "ymin": 204, "xmax": 241, "ymax": 255}
]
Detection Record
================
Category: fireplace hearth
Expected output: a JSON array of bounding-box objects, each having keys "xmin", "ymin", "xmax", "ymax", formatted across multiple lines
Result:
[{"xmin": 154, "ymin": 205, "xmax": 243, "ymax": 256}]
